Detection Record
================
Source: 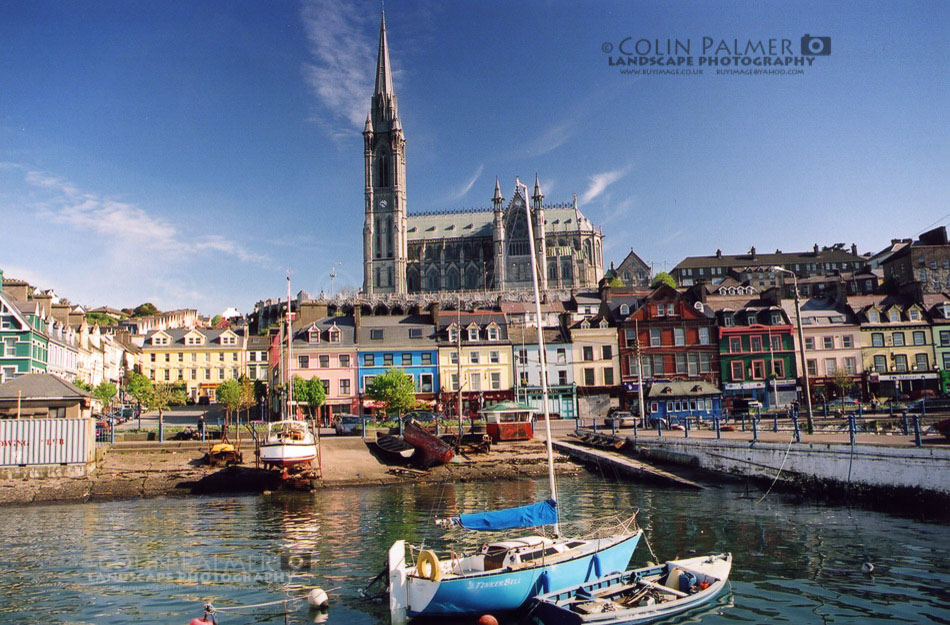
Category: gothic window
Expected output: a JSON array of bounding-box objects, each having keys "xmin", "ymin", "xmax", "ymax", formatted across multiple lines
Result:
[
  {"xmin": 377, "ymin": 151, "xmax": 390, "ymax": 187},
  {"xmin": 446, "ymin": 266, "xmax": 459, "ymax": 290},
  {"xmin": 407, "ymin": 268, "xmax": 420, "ymax": 292},
  {"xmin": 548, "ymin": 261, "xmax": 558, "ymax": 281},
  {"xmin": 584, "ymin": 239, "xmax": 593, "ymax": 263},
  {"xmin": 561, "ymin": 260, "xmax": 573, "ymax": 280},
  {"xmin": 386, "ymin": 216, "xmax": 393, "ymax": 258},
  {"xmin": 387, "ymin": 267, "xmax": 394, "ymax": 287},
  {"xmin": 374, "ymin": 218, "xmax": 381, "ymax": 258},
  {"xmin": 425, "ymin": 267, "xmax": 440, "ymax": 291},
  {"xmin": 465, "ymin": 265, "xmax": 480, "ymax": 290},
  {"xmin": 375, "ymin": 267, "xmax": 381, "ymax": 288}
]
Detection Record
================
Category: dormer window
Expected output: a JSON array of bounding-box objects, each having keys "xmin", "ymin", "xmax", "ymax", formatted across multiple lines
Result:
[
  {"xmin": 656, "ymin": 304, "xmax": 665, "ymax": 317},
  {"xmin": 409, "ymin": 328, "xmax": 423, "ymax": 339},
  {"xmin": 723, "ymin": 313, "xmax": 735, "ymax": 327},
  {"xmin": 771, "ymin": 312, "xmax": 783, "ymax": 325},
  {"xmin": 309, "ymin": 329, "xmax": 321, "ymax": 344},
  {"xmin": 468, "ymin": 326, "xmax": 479, "ymax": 341},
  {"xmin": 580, "ymin": 319, "xmax": 591, "ymax": 329},
  {"xmin": 868, "ymin": 310, "xmax": 880, "ymax": 323},
  {"xmin": 666, "ymin": 303, "xmax": 675, "ymax": 316},
  {"xmin": 328, "ymin": 327, "xmax": 341, "ymax": 343},
  {"xmin": 220, "ymin": 334, "xmax": 236, "ymax": 346},
  {"xmin": 619, "ymin": 304, "xmax": 630, "ymax": 316},
  {"xmin": 487, "ymin": 325, "xmax": 499, "ymax": 341},
  {"xmin": 908, "ymin": 308, "xmax": 920, "ymax": 322},
  {"xmin": 888, "ymin": 309, "xmax": 900, "ymax": 323},
  {"xmin": 447, "ymin": 326, "xmax": 459, "ymax": 343},
  {"xmin": 598, "ymin": 318, "xmax": 609, "ymax": 329},
  {"xmin": 370, "ymin": 329, "xmax": 384, "ymax": 340},
  {"xmin": 943, "ymin": 303, "xmax": 950, "ymax": 319}
]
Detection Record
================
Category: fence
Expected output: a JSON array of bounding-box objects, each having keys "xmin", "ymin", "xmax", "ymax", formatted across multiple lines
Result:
[{"xmin": 0, "ymin": 418, "xmax": 95, "ymax": 466}]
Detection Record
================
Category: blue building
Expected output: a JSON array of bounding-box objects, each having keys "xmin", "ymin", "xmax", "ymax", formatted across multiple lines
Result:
[
  {"xmin": 647, "ymin": 380, "xmax": 722, "ymax": 424},
  {"xmin": 356, "ymin": 312, "xmax": 439, "ymax": 415}
]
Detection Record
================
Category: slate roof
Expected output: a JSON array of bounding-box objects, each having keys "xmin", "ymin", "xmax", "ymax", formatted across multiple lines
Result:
[
  {"xmin": 294, "ymin": 316, "xmax": 358, "ymax": 347},
  {"xmin": 406, "ymin": 206, "xmax": 598, "ymax": 242},
  {"xmin": 0, "ymin": 374, "xmax": 91, "ymax": 401},
  {"xmin": 674, "ymin": 248, "xmax": 863, "ymax": 271},
  {"xmin": 648, "ymin": 380, "xmax": 721, "ymax": 398}
]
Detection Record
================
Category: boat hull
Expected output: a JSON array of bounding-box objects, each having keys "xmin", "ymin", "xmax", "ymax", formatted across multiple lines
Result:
[
  {"xmin": 529, "ymin": 553, "xmax": 732, "ymax": 625},
  {"xmin": 259, "ymin": 442, "xmax": 316, "ymax": 467},
  {"xmin": 399, "ymin": 531, "xmax": 641, "ymax": 618},
  {"xmin": 403, "ymin": 419, "xmax": 454, "ymax": 467}
]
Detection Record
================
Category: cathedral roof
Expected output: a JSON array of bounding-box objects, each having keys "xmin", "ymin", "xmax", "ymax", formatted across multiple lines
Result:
[{"xmin": 406, "ymin": 206, "xmax": 599, "ymax": 242}]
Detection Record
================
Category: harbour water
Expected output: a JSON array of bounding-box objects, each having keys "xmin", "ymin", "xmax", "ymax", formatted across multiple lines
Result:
[{"xmin": 2, "ymin": 475, "xmax": 948, "ymax": 625}]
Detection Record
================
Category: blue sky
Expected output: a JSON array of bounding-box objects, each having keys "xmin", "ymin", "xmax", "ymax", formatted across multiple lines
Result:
[{"xmin": 1, "ymin": 0, "xmax": 946, "ymax": 315}]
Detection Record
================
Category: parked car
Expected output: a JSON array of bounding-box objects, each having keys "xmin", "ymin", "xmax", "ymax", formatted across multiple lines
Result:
[
  {"xmin": 908, "ymin": 398, "xmax": 950, "ymax": 412},
  {"xmin": 198, "ymin": 396, "xmax": 210, "ymax": 405},
  {"xmin": 605, "ymin": 411, "xmax": 635, "ymax": 427},
  {"xmin": 333, "ymin": 414, "xmax": 363, "ymax": 435},
  {"xmin": 910, "ymin": 389, "xmax": 936, "ymax": 401}
]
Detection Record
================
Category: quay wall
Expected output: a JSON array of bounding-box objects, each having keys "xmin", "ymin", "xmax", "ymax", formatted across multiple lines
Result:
[{"xmin": 628, "ymin": 437, "xmax": 950, "ymax": 499}]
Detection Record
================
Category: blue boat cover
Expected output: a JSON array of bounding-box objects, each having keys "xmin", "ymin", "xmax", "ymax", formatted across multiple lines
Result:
[{"xmin": 456, "ymin": 499, "xmax": 558, "ymax": 531}]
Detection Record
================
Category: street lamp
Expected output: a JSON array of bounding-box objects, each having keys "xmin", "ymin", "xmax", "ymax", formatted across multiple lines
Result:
[{"xmin": 772, "ymin": 266, "xmax": 814, "ymax": 433}]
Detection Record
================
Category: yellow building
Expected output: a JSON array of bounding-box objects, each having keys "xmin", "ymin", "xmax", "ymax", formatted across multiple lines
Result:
[
  {"xmin": 138, "ymin": 328, "xmax": 247, "ymax": 401},
  {"xmin": 851, "ymin": 295, "xmax": 935, "ymax": 399},
  {"xmin": 435, "ymin": 311, "xmax": 513, "ymax": 416}
]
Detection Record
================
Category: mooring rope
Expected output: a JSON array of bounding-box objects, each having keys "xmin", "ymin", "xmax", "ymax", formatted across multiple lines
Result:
[
  {"xmin": 205, "ymin": 586, "xmax": 340, "ymax": 613},
  {"xmin": 754, "ymin": 434, "xmax": 795, "ymax": 504}
]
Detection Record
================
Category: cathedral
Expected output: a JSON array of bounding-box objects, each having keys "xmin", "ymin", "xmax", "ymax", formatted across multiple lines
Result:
[{"xmin": 362, "ymin": 15, "xmax": 605, "ymax": 296}]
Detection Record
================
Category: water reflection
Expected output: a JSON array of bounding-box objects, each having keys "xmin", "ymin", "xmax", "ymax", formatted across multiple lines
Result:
[{"xmin": 0, "ymin": 476, "xmax": 947, "ymax": 625}]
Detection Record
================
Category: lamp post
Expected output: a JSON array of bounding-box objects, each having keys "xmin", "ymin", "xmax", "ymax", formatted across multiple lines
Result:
[{"xmin": 772, "ymin": 266, "xmax": 814, "ymax": 434}]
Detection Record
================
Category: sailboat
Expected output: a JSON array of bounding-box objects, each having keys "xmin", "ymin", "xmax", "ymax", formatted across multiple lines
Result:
[
  {"xmin": 387, "ymin": 181, "xmax": 642, "ymax": 622},
  {"xmin": 259, "ymin": 275, "xmax": 318, "ymax": 472}
]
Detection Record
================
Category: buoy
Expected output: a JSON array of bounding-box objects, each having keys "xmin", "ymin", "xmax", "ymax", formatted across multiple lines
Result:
[
  {"xmin": 189, "ymin": 619, "xmax": 212, "ymax": 625},
  {"xmin": 308, "ymin": 588, "xmax": 329, "ymax": 609},
  {"xmin": 477, "ymin": 615, "xmax": 498, "ymax": 625},
  {"xmin": 862, "ymin": 562, "xmax": 874, "ymax": 574}
]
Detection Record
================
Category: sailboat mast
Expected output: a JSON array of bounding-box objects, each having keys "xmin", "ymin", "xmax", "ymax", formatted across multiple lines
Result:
[
  {"xmin": 519, "ymin": 180, "xmax": 559, "ymax": 535},
  {"xmin": 457, "ymin": 293, "xmax": 463, "ymax": 437},
  {"xmin": 635, "ymin": 319, "xmax": 646, "ymax": 426},
  {"xmin": 286, "ymin": 274, "xmax": 293, "ymax": 421}
]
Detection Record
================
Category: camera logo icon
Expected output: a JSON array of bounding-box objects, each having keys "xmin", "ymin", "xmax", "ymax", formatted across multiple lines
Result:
[{"xmin": 801, "ymin": 34, "xmax": 831, "ymax": 56}]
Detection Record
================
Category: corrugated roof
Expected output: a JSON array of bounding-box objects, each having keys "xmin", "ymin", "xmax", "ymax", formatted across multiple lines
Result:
[
  {"xmin": 0, "ymin": 373, "xmax": 91, "ymax": 400},
  {"xmin": 648, "ymin": 380, "xmax": 721, "ymax": 398}
]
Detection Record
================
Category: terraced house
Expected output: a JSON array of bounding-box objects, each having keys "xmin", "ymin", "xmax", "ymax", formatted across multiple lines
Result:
[
  {"xmin": 0, "ymin": 282, "xmax": 49, "ymax": 383},
  {"xmin": 851, "ymin": 295, "xmax": 935, "ymax": 399},
  {"xmin": 436, "ymin": 309, "xmax": 512, "ymax": 417},
  {"xmin": 291, "ymin": 315, "xmax": 359, "ymax": 421},
  {"xmin": 138, "ymin": 328, "xmax": 246, "ymax": 402},
  {"xmin": 922, "ymin": 294, "xmax": 950, "ymax": 393}
]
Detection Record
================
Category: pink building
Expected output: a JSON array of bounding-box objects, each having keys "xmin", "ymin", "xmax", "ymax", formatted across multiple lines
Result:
[{"xmin": 288, "ymin": 316, "xmax": 359, "ymax": 423}]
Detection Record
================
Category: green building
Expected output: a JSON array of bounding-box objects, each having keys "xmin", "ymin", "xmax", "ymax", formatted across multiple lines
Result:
[{"xmin": 0, "ymin": 270, "xmax": 49, "ymax": 383}]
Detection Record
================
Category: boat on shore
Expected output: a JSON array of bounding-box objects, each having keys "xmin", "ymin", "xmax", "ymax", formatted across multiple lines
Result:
[
  {"xmin": 528, "ymin": 553, "xmax": 732, "ymax": 625},
  {"xmin": 374, "ymin": 432, "xmax": 415, "ymax": 460},
  {"xmin": 259, "ymin": 420, "xmax": 317, "ymax": 470},
  {"xmin": 402, "ymin": 418, "xmax": 454, "ymax": 467}
]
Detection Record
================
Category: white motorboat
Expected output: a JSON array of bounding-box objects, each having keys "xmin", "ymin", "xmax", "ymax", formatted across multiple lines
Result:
[{"xmin": 259, "ymin": 420, "xmax": 317, "ymax": 469}]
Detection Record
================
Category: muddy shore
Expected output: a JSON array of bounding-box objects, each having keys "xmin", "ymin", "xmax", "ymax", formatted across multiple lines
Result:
[{"xmin": 0, "ymin": 437, "xmax": 581, "ymax": 505}]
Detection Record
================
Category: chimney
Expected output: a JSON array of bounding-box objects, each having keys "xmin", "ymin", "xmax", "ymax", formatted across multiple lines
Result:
[
  {"xmin": 813, "ymin": 243, "xmax": 820, "ymax": 255},
  {"xmin": 750, "ymin": 246, "xmax": 756, "ymax": 259},
  {"xmin": 715, "ymin": 249, "xmax": 722, "ymax": 258},
  {"xmin": 851, "ymin": 243, "xmax": 858, "ymax": 256},
  {"xmin": 353, "ymin": 303, "xmax": 362, "ymax": 336}
]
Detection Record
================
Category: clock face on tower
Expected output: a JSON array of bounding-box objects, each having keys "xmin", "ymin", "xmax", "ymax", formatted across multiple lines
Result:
[{"xmin": 379, "ymin": 199, "xmax": 388, "ymax": 209}]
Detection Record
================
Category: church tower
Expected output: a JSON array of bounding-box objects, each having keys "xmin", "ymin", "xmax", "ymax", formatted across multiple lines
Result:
[{"xmin": 363, "ymin": 13, "xmax": 407, "ymax": 295}]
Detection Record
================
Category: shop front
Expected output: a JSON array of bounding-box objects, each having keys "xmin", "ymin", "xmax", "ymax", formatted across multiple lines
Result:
[{"xmin": 866, "ymin": 371, "xmax": 939, "ymax": 400}]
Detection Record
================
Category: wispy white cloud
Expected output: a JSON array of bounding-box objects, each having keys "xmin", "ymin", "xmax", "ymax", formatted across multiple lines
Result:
[
  {"xmin": 580, "ymin": 167, "xmax": 630, "ymax": 204},
  {"xmin": 446, "ymin": 164, "xmax": 483, "ymax": 202},
  {"xmin": 300, "ymin": 0, "xmax": 378, "ymax": 132},
  {"xmin": 525, "ymin": 120, "xmax": 576, "ymax": 157}
]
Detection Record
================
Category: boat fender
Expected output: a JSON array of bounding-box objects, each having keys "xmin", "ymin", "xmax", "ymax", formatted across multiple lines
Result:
[
  {"xmin": 307, "ymin": 588, "xmax": 329, "ymax": 608},
  {"xmin": 416, "ymin": 550, "xmax": 441, "ymax": 582}
]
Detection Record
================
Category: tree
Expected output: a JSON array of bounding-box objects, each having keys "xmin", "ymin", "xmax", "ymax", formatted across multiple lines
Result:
[
  {"xmin": 239, "ymin": 377, "xmax": 255, "ymax": 421},
  {"xmin": 831, "ymin": 369, "xmax": 855, "ymax": 400},
  {"xmin": 125, "ymin": 371, "xmax": 153, "ymax": 408},
  {"xmin": 651, "ymin": 272, "xmax": 677, "ymax": 289},
  {"xmin": 217, "ymin": 379, "xmax": 242, "ymax": 424},
  {"xmin": 143, "ymin": 383, "xmax": 187, "ymax": 441},
  {"xmin": 210, "ymin": 314, "xmax": 223, "ymax": 327},
  {"xmin": 72, "ymin": 378, "xmax": 93, "ymax": 392},
  {"xmin": 92, "ymin": 381, "xmax": 117, "ymax": 410},
  {"xmin": 366, "ymin": 368, "xmax": 418, "ymax": 418},
  {"xmin": 607, "ymin": 276, "xmax": 625, "ymax": 288},
  {"xmin": 132, "ymin": 302, "xmax": 160, "ymax": 317},
  {"xmin": 292, "ymin": 375, "xmax": 326, "ymax": 420}
]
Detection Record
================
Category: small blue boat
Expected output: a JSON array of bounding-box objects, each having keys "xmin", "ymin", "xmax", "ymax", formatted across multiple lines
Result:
[{"xmin": 528, "ymin": 553, "xmax": 732, "ymax": 625}]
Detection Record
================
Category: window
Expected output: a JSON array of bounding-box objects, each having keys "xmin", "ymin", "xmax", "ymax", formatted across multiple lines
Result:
[
  {"xmin": 723, "ymin": 313, "xmax": 735, "ymax": 327},
  {"xmin": 555, "ymin": 347, "xmax": 567, "ymax": 364},
  {"xmin": 447, "ymin": 327, "xmax": 459, "ymax": 343},
  {"xmin": 892, "ymin": 332, "xmax": 905, "ymax": 347},
  {"xmin": 340, "ymin": 379, "xmax": 351, "ymax": 395},
  {"xmin": 942, "ymin": 330, "xmax": 950, "ymax": 347},
  {"xmin": 769, "ymin": 335, "xmax": 781, "ymax": 351},
  {"xmin": 469, "ymin": 372, "xmax": 481, "ymax": 391},
  {"xmin": 449, "ymin": 351, "xmax": 458, "ymax": 365},
  {"xmin": 915, "ymin": 353, "xmax": 929, "ymax": 371},
  {"xmin": 893, "ymin": 354, "xmax": 908, "ymax": 372},
  {"xmin": 675, "ymin": 353, "xmax": 687, "ymax": 374},
  {"xmin": 192, "ymin": 368, "xmax": 197, "ymax": 380},
  {"xmin": 698, "ymin": 327, "xmax": 710, "ymax": 345},
  {"xmin": 383, "ymin": 353, "xmax": 393, "ymax": 366},
  {"xmin": 772, "ymin": 359, "xmax": 785, "ymax": 378},
  {"xmin": 806, "ymin": 359, "xmax": 818, "ymax": 377},
  {"xmin": 751, "ymin": 336, "xmax": 762, "ymax": 352},
  {"xmin": 164, "ymin": 369, "xmax": 170, "ymax": 381},
  {"xmin": 656, "ymin": 304, "xmax": 665, "ymax": 317},
  {"xmin": 339, "ymin": 354, "xmax": 350, "ymax": 368},
  {"xmin": 944, "ymin": 353, "xmax": 950, "ymax": 371},
  {"xmin": 908, "ymin": 308, "xmax": 920, "ymax": 321},
  {"xmin": 873, "ymin": 355, "xmax": 887, "ymax": 372},
  {"xmin": 450, "ymin": 373, "xmax": 459, "ymax": 391},
  {"xmin": 420, "ymin": 353, "xmax": 432, "ymax": 365},
  {"xmin": 623, "ymin": 330, "xmax": 637, "ymax": 347},
  {"xmin": 730, "ymin": 337, "xmax": 742, "ymax": 353},
  {"xmin": 666, "ymin": 304, "xmax": 675, "ymax": 316},
  {"xmin": 652, "ymin": 355, "xmax": 665, "ymax": 375},
  {"xmin": 249, "ymin": 351, "xmax": 256, "ymax": 362},
  {"xmin": 320, "ymin": 379, "xmax": 330, "ymax": 393},
  {"xmin": 641, "ymin": 356, "xmax": 652, "ymax": 378},
  {"xmin": 370, "ymin": 329, "xmax": 383, "ymax": 340},
  {"xmin": 558, "ymin": 370, "xmax": 568, "ymax": 385},
  {"xmin": 489, "ymin": 350, "xmax": 499, "ymax": 364},
  {"xmin": 871, "ymin": 333, "xmax": 884, "ymax": 347},
  {"xmin": 583, "ymin": 346, "xmax": 594, "ymax": 361},
  {"xmin": 363, "ymin": 354, "xmax": 374, "ymax": 367},
  {"xmin": 731, "ymin": 361, "xmax": 744, "ymax": 381},
  {"xmin": 844, "ymin": 357, "xmax": 857, "ymax": 375},
  {"xmin": 420, "ymin": 373, "xmax": 433, "ymax": 393},
  {"xmin": 363, "ymin": 375, "xmax": 376, "ymax": 390},
  {"xmin": 751, "ymin": 361, "xmax": 765, "ymax": 379},
  {"xmin": 674, "ymin": 328, "xmax": 685, "ymax": 346},
  {"xmin": 700, "ymin": 353, "xmax": 712, "ymax": 374},
  {"xmin": 490, "ymin": 372, "xmax": 501, "ymax": 390},
  {"xmin": 519, "ymin": 371, "xmax": 529, "ymax": 386},
  {"xmin": 219, "ymin": 353, "xmax": 224, "ymax": 362},
  {"xmin": 468, "ymin": 327, "xmax": 479, "ymax": 341},
  {"xmin": 650, "ymin": 328, "xmax": 661, "ymax": 347},
  {"xmin": 688, "ymin": 353, "xmax": 699, "ymax": 376},
  {"xmin": 823, "ymin": 336, "xmax": 834, "ymax": 350},
  {"xmin": 825, "ymin": 358, "xmax": 836, "ymax": 375},
  {"xmin": 620, "ymin": 304, "xmax": 630, "ymax": 316},
  {"xmin": 888, "ymin": 309, "xmax": 900, "ymax": 323},
  {"xmin": 487, "ymin": 326, "xmax": 499, "ymax": 341},
  {"xmin": 409, "ymin": 328, "xmax": 423, "ymax": 339},
  {"xmin": 912, "ymin": 331, "xmax": 926, "ymax": 346},
  {"xmin": 602, "ymin": 345, "xmax": 612, "ymax": 360},
  {"xmin": 469, "ymin": 351, "xmax": 480, "ymax": 364},
  {"xmin": 219, "ymin": 367, "xmax": 225, "ymax": 379},
  {"xmin": 842, "ymin": 335, "xmax": 853, "ymax": 348},
  {"xmin": 298, "ymin": 355, "xmax": 309, "ymax": 369},
  {"xmin": 868, "ymin": 310, "xmax": 880, "ymax": 323},
  {"xmin": 584, "ymin": 368, "xmax": 595, "ymax": 385},
  {"xmin": 401, "ymin": 353, "xmax": 412, "ymax": 365},
  {"xmin": 771, "ymin": 312, "xmax": 783, "ymax": 325},
  {"xmin": 319, "ymin": 355, "xmax": 330, "ymax": 368},
  {"xmin": 165, "ymin": 353, "xmax": 171, "ymax": 362},
  {"xmin": 205, "ymin": 368, "xmax": 211, "ymax": 380}
]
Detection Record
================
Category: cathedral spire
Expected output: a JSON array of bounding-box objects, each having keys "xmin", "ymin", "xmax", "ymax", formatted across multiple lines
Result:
[
  {"xmin": 533, "ymin": 173, "xmax": 543, "ymax": 200},
  {"xmin": 375, "ymin": 13, "xmax": 395, "ymax": 98},
  {"xmin": 493, "ymin": 177, "xmax": 503, "ymax": 202}
]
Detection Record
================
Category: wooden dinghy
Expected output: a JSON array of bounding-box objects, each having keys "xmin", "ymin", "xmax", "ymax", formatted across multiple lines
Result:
[
  {"xmin": 375, "ymin": 433, "xmax": 415, "ymax": 460},
  {"xmin": 529, "ymin": 553, "xmax": 732, "ymax": 625}
]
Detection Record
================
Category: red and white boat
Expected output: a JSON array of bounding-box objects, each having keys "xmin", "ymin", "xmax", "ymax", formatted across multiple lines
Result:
[{"xmin": 259, "ymin": 420, "xmax": 317, "ymax": 469}]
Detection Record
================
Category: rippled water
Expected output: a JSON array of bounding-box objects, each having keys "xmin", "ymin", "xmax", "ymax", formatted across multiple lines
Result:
[{"xmin": 2, "ymin": 476, "xmax": 948, "ymax": 625}]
